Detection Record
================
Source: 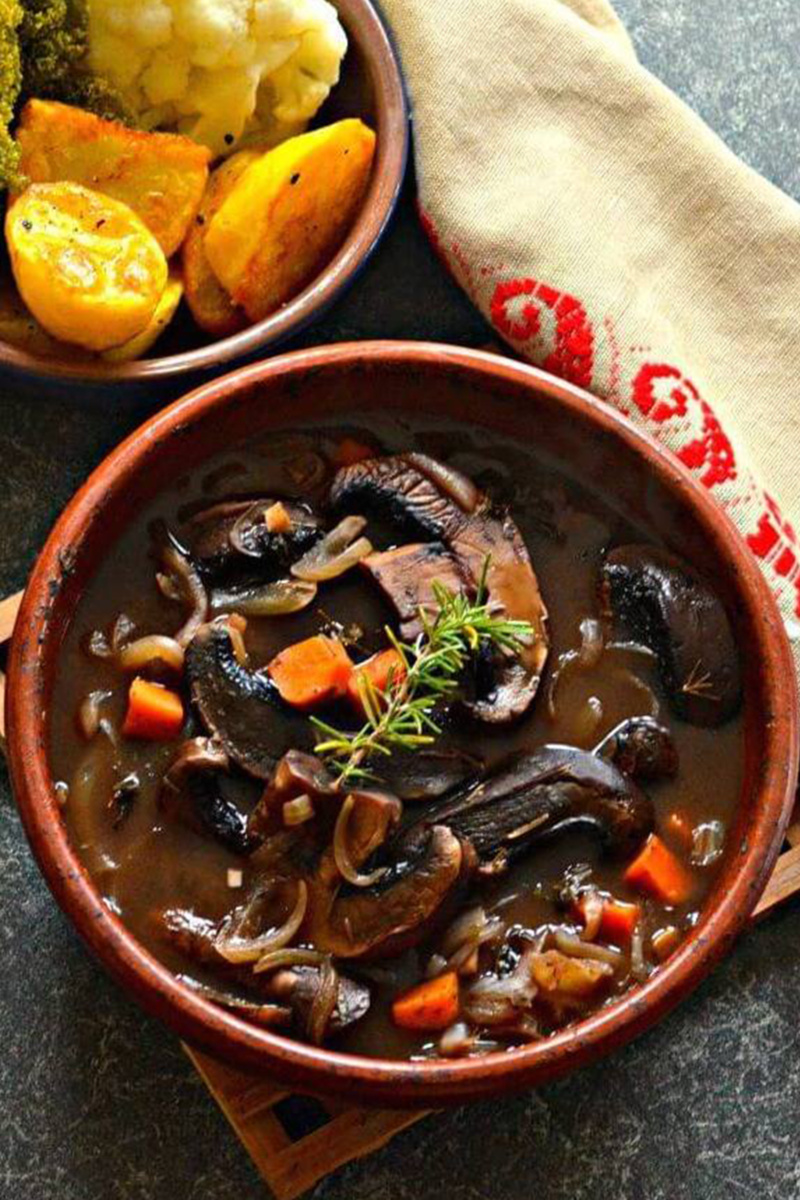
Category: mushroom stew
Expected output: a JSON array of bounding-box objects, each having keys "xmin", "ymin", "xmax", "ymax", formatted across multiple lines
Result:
[{"xmin": 49, "ymin": 417, "xmax": 744, "ymax": 1060}]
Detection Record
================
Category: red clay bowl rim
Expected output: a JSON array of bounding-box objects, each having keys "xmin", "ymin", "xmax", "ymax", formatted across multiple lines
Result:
[
  {"xmin": 0, "ymin": 0, "xmax": 408, "ymax": 385},
  {"xmin": 7, "ymin": 341, "xmax": 799, "ymax": 1105}
]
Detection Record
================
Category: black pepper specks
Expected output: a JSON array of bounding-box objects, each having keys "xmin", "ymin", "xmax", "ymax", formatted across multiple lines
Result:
[
  {"xmin": 290, "ymin": 172, "xmax": 300, "ymax": 185},
  {"xmin": 224, "ymin": 133, "xmax": 234, "ymax": 145},
  {"xmin": 21, "ymin": 219, "xmax": 32, "ymax": 231}
]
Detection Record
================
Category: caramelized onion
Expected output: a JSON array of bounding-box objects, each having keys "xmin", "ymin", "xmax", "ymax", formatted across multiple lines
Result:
[
  {"xmin": 333, "ymin": 794, "xmax": 389, "ymax": 888},
  {"xmin": 691, "ymin": 820, "xmax": 725, "ymax": 867},
  {"xmin": 406, "ymin": 453, "xmax": 481, "ymax": 513},
  {"xmin": 212, "ymin": 578, "xmax": 317, "ymax": 617},
  {"xmin": 78, "ymin": 690, "xmax": 111, "ymax": 740},
  {"xmin": 214, "ymin": 880, "xmax": 308, "ymax": 964},
  {"xmin": 630, "ymin": 921, "xmax": 650, "ymax": 982},
  {"xmin": 553, "ymin": 929, "xmax": 622, "ymax": 967},
  {"xmin": 578, "ymin": 890, "xmax": 604, "ymax": 942},
  {"xmin": 253, "ymin": 947, "xmax": 328, "ymax": 975},
  {"xmin": 161, "ymin": 544, "xmax": 209, "ymax": 648},
  {"xmin": 118, "ymin": 635, "xmax": 185, "ymax": 675},
  {"xmin": 308, "ymin": 956, "xmax": 339, "ymax": 1045},
  {"xmin": 283, "ymin": 794, "xmax": 314, "ymax": 827},
  {"xmin": 291, "ymin": 517, "xmax": 371, "ymax": 582}
]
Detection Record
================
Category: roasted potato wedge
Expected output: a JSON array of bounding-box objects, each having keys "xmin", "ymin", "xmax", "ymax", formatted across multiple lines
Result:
[
  {"xmin": 7, "ymin": 182, "xmax": 168, "ymax": 351},
  {"xmin": 17, "ymin": 100, "xmax": 211, "ymax": 256},
  {"xmin": 204, "ymin": 119, "xmax": 376, "ymax": 322},
  {"xmin": 101, "ymin": 272, "xmax": 184, "ymax": 363},
  {"xmin": 181, "ymin": 150, "xmax": 259, "ymax": 337}
]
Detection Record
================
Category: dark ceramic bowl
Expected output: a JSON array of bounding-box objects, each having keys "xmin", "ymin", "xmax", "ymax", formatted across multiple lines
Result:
[
  {"xmin": 7, "ymin": 343, "xmax": 798, "ymax": 1106},
  {"xmin": 0, "ymin": 0, "xmax": 408, "ymax": 402}
]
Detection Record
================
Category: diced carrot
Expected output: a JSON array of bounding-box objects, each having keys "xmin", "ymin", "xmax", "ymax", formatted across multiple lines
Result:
[
  {"xmin": 347, "ymin": 648, "xmax": 407, "ymax": 714},
  {"xmin": 264, "ymin": 501, "xmax": 292, "ymax": 534},
  {"xmin": 122, "ymin": 677, "xmax": 184, "ymax": 741},
  {"xmin": 267, "ymin": 635, "xmax": 353, "ymax": 710},
  {"xmin": 391, "ymin": 972, "xmax": 460, "ymax": 1031},
  {"xmin": 624, "ymin": 834, "xmax": 692, "ymax": 906},
  {"xmin": 665, "ymin": 811, "xmax": 693, "ymax": 849},
  {"xmin": 332, "ymin": 437, "xmax": 374, "ymax": 467},
  {"xmin": 574, "ymin": 894, "xmax": 641, "ymax": 946}
]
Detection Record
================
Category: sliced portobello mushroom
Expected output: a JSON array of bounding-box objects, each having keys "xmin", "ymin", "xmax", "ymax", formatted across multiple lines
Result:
[
  {"xmin": 185, "ymin": 621, "xmax": 312, "ymax": 780},
  {"xmin": 593, "ymin": 716, "xmax": 679, "ymax": 781},
  {"xmin": 374, "ymin": 747, "xmax": 484, "ymax": 802},
  {"xmin": 305, "ymin": 825, "xmax": 473, "ymax": 960},
  {"xmin": 601, "ymin": 544, "xmax": 742, "ymax": 726},
  {"xmin": 158, "ymin": 908, "xmax": 370, "ymax": 1040},
  {"xmin": 401, "ymin": 745, "xmax": 654, "ymax": 871},
  {"xmin": 185, "ymin": 498, "xmax": 323, "ymax": 583},
  {"xmin": 360, "ymin": 542, "xmax": 473, "ymax": 639},
  {"xmin": 331, "ymin": 454, "xmax": 549, "ymax": 722},
  {"xmin": 159, "ymin": 737, "xmax": 253, "ymax": 854}
]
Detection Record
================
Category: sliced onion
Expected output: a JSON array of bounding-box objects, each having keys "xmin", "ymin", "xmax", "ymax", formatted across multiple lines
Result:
[
  {"xmin": 578, "ymin": 617, "xmax": 604, "ymax": 667},
  {"xmin": 285, "ymin": 451, "xmax": 325, "ymax": 489},
  {"xmin": 307, "ymin": 956, "xmax": 339, "ymax": 1046},
  {"xmin": 118, "ymin": 635, "xmax": 185, "ymax": 674},
  {"xmin": 177, "ymin": 976, "xmax": 292, "ymax": 1027},
  {"xmin": 438, "ymin": 1022, "xmax": 476, "ymax": 1058},
  {"xmin": 291, "ymin": 517, "xmax": 370, "ymax": 582},
  {"xmin": 333, "ymin": 794, "xmax": 388, "ymax": 887},
  {"xmin": 578, "ymin": 890, "xmax": 604, "ymax": 942},
  {"xmin": 86, "ymin": 629, "xmax": 112, "ymax": 659},
  {"xmin": 78, "ymin": 690, "xmax": 111, "ymax": 740},
  {"xmin": 463, "ymin": 969, "xmax": 536, "ymax": 1025},
  {"xmin": 441, "ymin": 907, "xmax": 504, "ymax": 958},
  {"xmin": 553, "ymin": 929, "xmax": 623, "ymax": 967},
  {"xmin": 425, "ymin": 954, "xmax": 449, "ymax": 980},
  {"xmin": 212, "ymin": 578, "xmax": 317, "ymax": 617},
  {"xmin": 161, "ymin": 544, "xmax": 209, "ymax": 648},
  {"xmin": 283, "ymin": 794, "xmax": 314, "ymax": 827},
  {"xmin": 156, "ymin": 571, "xmax": 183, "ymax": 602},
  {"xmin": 253, "ymin": 947, "xmax": 328, "ymax": 975},
  {"xmin": 111, "ymin": 613, "xmax": 136, "ymax": 652},
  {"xmin": 629, "ymin": 921, "xmax": 650, "ymax": 982},
  {"xmin": 214, "ymin": 879, "xmax": 308, "ymax": 964},
  {"xmin": 407, "ymin": 453, "xmax": 480, "ymax": 513},
  {"xmin": 691, "ymin": 820, "xmax": 725, "ymax": 867}
]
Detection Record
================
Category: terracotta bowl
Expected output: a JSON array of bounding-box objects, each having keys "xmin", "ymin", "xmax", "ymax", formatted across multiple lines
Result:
[
  {"xmin": 7, "ymin": 342, "xmax": 798, "ymax": 1106},
  {"xmin": 0, "ymin": 0, "xmax": 408, "ymax": 402}
]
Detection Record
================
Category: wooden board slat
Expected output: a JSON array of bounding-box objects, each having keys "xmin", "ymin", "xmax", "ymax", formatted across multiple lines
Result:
[{"xmin": 3, "ymin": 581, "xmax": 800, "ymax": 1197}]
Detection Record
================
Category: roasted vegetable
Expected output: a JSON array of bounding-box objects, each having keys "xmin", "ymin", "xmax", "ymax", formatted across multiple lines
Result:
[
  {"xmin": 181, "ymin": 149, "xmax": 258, "ymax": 336},
  {"xmin": 101, "ymin": 272, "xmax": 183, "ymax": 363},
  {"xmin": 6, "ymin": 181, "xmax": 168, "ymax": 350},
  {"xmin": 17, "ymin": 99, "xmax": 211, "ymax": 255},
  {"xmin": 123, "ymin": 677, "xmax": 185, "ymax": 741},
  {"xmin": 0, "ymin": 277, "xmax": 91, "ymax": 359},
  {"xmin": 204, "ymin": 119, "xmax": 376, "ymax": 322}
]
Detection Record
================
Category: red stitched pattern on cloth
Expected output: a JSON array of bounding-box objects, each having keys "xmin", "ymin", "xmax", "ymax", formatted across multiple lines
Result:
[
  {"xmin": 417, "ymin": 203, "xmax": 800, "ymax": 624},
  {"xmin": 489, "ymin": 277, "xmax": 595, "ymax": 389}
]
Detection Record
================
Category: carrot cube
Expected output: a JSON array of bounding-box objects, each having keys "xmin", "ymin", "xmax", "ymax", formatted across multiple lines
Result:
[{"xmin": 122, "ymin": 677, "xmax": 184, "ymax": 741}]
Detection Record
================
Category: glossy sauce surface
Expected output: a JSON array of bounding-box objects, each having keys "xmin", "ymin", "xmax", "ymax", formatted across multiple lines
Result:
[{"xmin": 49, "ymin": 415, "xmax": 744, "ymax": 1059}]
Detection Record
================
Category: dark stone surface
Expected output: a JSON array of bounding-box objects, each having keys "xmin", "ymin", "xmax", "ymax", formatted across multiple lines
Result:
[{"xmin": 2, "ymin": 4, "xmax": 800, "ymax": 1197}]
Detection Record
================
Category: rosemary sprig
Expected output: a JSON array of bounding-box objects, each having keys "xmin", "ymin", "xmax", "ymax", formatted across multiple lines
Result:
[{"xmin": 311, "ymin": 576, "xmax": 534, "ymax": 785}]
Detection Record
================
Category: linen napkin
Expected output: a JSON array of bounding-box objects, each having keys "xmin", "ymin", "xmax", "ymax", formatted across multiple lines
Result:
[{"xmin": 380, "ymin": 0, "xmax": 800, "ymax": 666}]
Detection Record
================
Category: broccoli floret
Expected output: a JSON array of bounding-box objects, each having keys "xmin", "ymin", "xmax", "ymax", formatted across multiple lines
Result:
[
  {"xmin": 0, "ymin": 1, "xmax": 23, "ymax": 190},
  {"xmin": 18, "ymin": 0, "xmax": 125, "ymax": 120},
  {"xmin": 0, "ymin": 1, "xmax": 128, "ymax": 191}
]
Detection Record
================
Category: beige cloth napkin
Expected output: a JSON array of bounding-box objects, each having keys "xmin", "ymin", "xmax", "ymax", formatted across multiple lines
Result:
[{"xmin": 380, "ymin": 0, "xmax": 800, "ymax": 660}]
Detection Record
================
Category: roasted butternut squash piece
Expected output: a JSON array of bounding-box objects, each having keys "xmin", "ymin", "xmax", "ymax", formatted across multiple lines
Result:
[
  {"xmin": 17, "ymin": 100, "xmax": 211, "ymax": 256},
  {"xmin": 181, "ymin": 150, "xmax": 259, "ymax": 336},
  {"xmin": 204, "ymin": 119, "xmax": 376, "ymax": 322},
  {"xmin": 101, "ymin": 272, "xmax": 184, "ymax": 363},
  {"xmin": 6, "ymin": 183, "xmax": 168, "ymax": 351}
]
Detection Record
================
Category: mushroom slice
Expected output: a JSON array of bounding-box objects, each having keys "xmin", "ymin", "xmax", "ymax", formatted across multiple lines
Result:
[
  {"xmin": 259, "ymin": 963, "xmax": 371, "ymax": 1044},
  {"xmin": 247, "ymin": 750, "xmax": 403, "ymax": 845},
  {"xmin": 375, "ymin": 747, "xmax": 484, "ymax": 801},
  {"xmin": 593, "ymin": 716, "xmax": 679, "ymax": 781},
  {"xmin": 306, "ymin": 825, "xmax": 471, "ymax": 960},
  {"xmin": 360, "ymin": 543, "xmax": 473, "ymax": 639},
  {"xmin": 159, "ymin": 737, "xmax": 253, "ymax": 854},
  {"xmin": 185, "ymin": 621, "xmax": 312, "ymax": 780},
  {"xmin": 158, "ymin": 910, "xmax": 370, "ymax": 1040},
  {"xmin": 331, "ymin": 454, "xmax": 549, "ymax": 722},
  {"xmin": 404, "ymin": 746, "xmax": 654, "ymax": 868},
  {"xmin": 601, "ymin": 545, "xmax": 742, "ymax": 726},
  {"xmin": 186, "ymin": 498, "xmax": 322, "ymax": 582}
]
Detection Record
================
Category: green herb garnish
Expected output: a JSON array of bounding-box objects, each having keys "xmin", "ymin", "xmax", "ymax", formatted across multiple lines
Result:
[{"xmin": 312, "ymin": 574, "xmax": 533, "ymax": 786}]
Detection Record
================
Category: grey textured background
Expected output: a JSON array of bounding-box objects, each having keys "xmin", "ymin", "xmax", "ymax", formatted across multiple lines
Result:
[{"xmin": 2, "ymin": 3, "xmax": 800, "ymax": 1197}]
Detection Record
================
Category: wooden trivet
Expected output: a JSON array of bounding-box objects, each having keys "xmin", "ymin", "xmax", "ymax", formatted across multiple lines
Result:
[{"xmin": 0, "ymin": 587, "xmax": 797, "ymax": 1196}]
